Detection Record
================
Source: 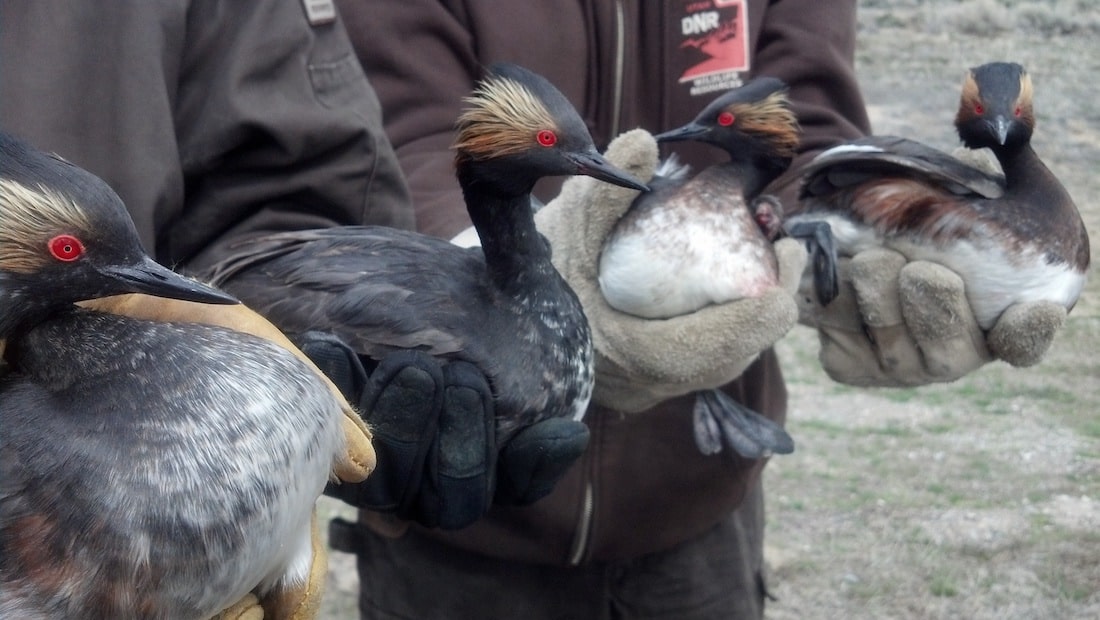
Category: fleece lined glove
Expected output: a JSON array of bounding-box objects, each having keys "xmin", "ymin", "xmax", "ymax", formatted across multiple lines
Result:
[
  {"xmin": 534, "ymin": 129, "xmax": 804, "ymax": 412},
  {"xmin": 797, "ymin": 247, "xmax": 1066, "ymax": 387}
]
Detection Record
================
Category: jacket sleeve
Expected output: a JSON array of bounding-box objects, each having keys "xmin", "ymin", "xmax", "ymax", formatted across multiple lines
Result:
[
  {"xmin": 337, "ymin": 0, "xmax": 481, "ymax": 240},
  {"xmin": 751, "ymin": 0, "xmax": 871, "ymax": 207},
  {"xmin": 174, "ymin": 0, "xmax": 414, "ymax": 273}
]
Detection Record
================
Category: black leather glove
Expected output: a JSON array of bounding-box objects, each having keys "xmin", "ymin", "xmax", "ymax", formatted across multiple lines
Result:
[{"xmin": 297, "ymin": 332, "xmax": 589, "ymax": 530}]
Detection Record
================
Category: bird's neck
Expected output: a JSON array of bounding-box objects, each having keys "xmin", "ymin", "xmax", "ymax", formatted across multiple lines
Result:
[
  {"xmin": 460, "ymin": 174, "xmax": 553, "ymax": 292},
  {"xmin": 718, "ymin": 152, "xmax": 789, "ymax": 199},
  {"xmin": 994, "ymin": 144, "xmax": 1070, "ymax": 205}
]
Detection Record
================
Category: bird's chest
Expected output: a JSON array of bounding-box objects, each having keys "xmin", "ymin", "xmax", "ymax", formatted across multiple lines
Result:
[
  {"xmin": 600, "ymin": 180, "xmax": 779, "ymax": 319},
  {"xmin": 489, "ymin": 280, "xmax": 593, "ymax": 436}
]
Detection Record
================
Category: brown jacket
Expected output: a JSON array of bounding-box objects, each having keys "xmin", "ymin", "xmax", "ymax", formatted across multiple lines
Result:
[
  {"xmin": 338, "ymin": 0, "xmax": 870, "ymax": 565},
  {"xmin": 0, "ymin": 0, "xmax": 413, "ymax": 275}
]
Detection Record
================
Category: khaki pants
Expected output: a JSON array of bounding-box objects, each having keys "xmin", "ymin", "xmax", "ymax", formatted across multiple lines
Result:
[{"xmin": 334, "ymin": 479, "xmax": 768, "ymax": 620}]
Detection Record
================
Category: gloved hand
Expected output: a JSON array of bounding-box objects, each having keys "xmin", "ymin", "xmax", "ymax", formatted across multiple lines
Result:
[
  {"xmin": 797, "ymin": 247, "xmax": 1067, "ymax": 387},
  {"xmin": 257, "ymin": 515, "xmax": 328, "ymax": 620},
  {"xmin": 211, "ymin": 518, "xmax": 329, "ymax": 620},
  {"xmin": 299, "ymin": 333, "xmax": 589, "ymax": 530},
  {"xmin": 534, "ymin": 129, "xmax": 805, "ymax": 412},
  {"xmin": 212, "ymin": 594, "xmax": 264, "ymax": 620}
]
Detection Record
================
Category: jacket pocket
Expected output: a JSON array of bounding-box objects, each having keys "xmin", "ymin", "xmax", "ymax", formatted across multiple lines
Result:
[{"xmin": 308, "ymin": 52, "xmax": 379, "ymax": 113}]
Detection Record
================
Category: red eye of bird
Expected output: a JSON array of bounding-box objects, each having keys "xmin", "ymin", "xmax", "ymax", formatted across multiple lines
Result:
[
  {"xmin": 717, "ymin": 111, "xmax": 735, "ymax": 126},
  {"xmin": 48, "ymin": 234, "xmax": 85, "ymax": 262},
  {"xmin": 974, "ymin": 103, "xmax": 984, "ymax": 115},
  {"xmin": 536, "ymin": 130, "xmax": 557, "ymax": 147},
  {"xmin": 1014, "ymin": 106, "xmax": 1022, "ymax": 117}
]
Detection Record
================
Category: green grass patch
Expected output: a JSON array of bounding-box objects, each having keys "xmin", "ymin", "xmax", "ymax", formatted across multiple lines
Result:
[{"xmin": 928, "ymin": 571, "xmax": 960, "ymax": 598}]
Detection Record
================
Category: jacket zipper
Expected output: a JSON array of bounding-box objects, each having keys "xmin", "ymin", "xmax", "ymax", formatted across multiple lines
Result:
[
  {"xmin": 567, "ymin": 482, "xmax": 595, "ymax": 565},
  {"xmin": 609, "ymin": 0, "xmax": 626, "ymax": 136},
  {"xmin": 567, "ymin": 0, "xmax": 626, "ymax": 568}
]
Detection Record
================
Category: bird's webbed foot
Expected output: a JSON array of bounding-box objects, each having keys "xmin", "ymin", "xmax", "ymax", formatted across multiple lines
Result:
[
  {"xmin": 692, "ymin": 389, "xmax": 794, "ymax": 459},
  {"xmin": 785, "ymin": 220, "xmax": 839, "ymax": 306}
]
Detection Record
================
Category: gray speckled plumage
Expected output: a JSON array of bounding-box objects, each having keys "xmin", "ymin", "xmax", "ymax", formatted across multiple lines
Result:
[
  {"xmin": 0, "ymin": 130, "xmax": 339, "ymax": 619},
  {"xmin": 1, "ymin": 310, "xmax": 344, "ymax": 619}
]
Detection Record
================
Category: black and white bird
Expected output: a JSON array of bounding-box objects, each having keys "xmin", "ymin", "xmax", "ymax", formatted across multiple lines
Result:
[
  {"xmin": 789, "ymin": 62, "xmax": 1089, "ymax": 329},
  {"xmin": 0, "ymin": 136, "xmax": 236, "ymax": 340},
  {"xmin": 597, "ymin": 77, "xmax": 809, "ymax": 460},
  {"xmin": 0, "ymin": 132, "xmax": 350, "ymax": 619},
  {"xmin": 208, "ymin": 63, "xmax": 647, "ymax": 444}
]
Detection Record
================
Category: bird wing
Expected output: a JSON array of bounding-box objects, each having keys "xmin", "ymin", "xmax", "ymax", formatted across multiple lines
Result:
[
  {"xmin": 799, "ymin": 135, "xmax": 1006, "ymax": 200},
  {"xmin": 212, "ymin": 227, "xmax": 495, "ymax": 360}
]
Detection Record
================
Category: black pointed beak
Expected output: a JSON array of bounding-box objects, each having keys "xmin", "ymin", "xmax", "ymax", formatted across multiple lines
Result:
[
  {"xmin": 655, "ymin": 122, "xmax": 709, "ymax": 144},
  {"xmin": 566, "ymin": 148, "xmax": 649, "ymax": 192},
  {"xmin": 101, "ymin": 257, "xmax": 239, "ymax": 305}
]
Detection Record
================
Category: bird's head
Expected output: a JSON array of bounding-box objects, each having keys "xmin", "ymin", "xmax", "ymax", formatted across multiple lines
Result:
[
  {"xmin": 955, "ymin": 62, "xmax": 1034, "ymax": 150},
  {"xmin": 655, "ymin": 77, "xmax": 800, "ymax": 165},
  {"xmin": 452, "ymin": 63, "xmax": 647, "ymax": 196},
  {"xmin": 0, "ymin": 133, "xmax": 235, "ymax": 336}
]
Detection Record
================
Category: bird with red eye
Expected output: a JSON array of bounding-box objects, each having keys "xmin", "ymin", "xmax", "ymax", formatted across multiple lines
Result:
[
  {"xmin": 789, "ymin": 61, "xmax": 1088, "ymax": 336},
  {"xmin": 1, "ymin": 133, "xmax": 371, "ymax": 619},
  {"xmin": 537, "ymin": 129, "xmax": 557, "ymax": 147},
  {"xmin": 206, "ymin": 62, "xmax": 647, "ymax": 519},
  {"xmin": 48, "ymin": 234, "xmax": 84, "ymax": 262},
  {"xmin": 597, "ymin": 76, "xmax": 813, "ymax": 460},
  {"xmin": 0, "ymin": 132, "xmax": 236, "ymax": 339}
]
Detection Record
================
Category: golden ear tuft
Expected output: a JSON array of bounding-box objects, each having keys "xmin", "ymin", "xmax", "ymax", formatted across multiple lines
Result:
[
  {"xmin": 0, "ymin": 180, "xmax": 92, "ymax": 274},
  {"xmin": 733, "ymin": 91, "xmax": 800, "ymax": 158},
  {"xmin": 1016, "ymin": 70, "xmax": 1034, "ymax": 120},
  {"xmin": 955, "ymin": 71, "xmax": 983, "ymax": 125},
  {"xmin": 453, "ymin": 76, "xmax": 558, "ymax": 162}
]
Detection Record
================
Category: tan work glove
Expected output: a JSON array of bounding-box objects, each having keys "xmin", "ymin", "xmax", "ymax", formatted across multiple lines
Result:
[
  {"xmin": 798, "ymin": 247, "xmax": 1067, "ymax": 387},
  {"xmin": 534, "ymin": 129, "xmax": 805, "ymax": 412},
  {"xmin": 212, "ymin": 594, "xmax": 265, "ymax": 620},
  {"xmin": 209, "ymin": 516, "xmax": 328, "ymax": 620}
]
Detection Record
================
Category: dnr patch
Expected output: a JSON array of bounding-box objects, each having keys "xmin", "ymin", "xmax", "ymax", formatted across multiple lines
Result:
[{"xmin": 671, "ymin": 0, "xmax": 750, "ymax": 96}]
